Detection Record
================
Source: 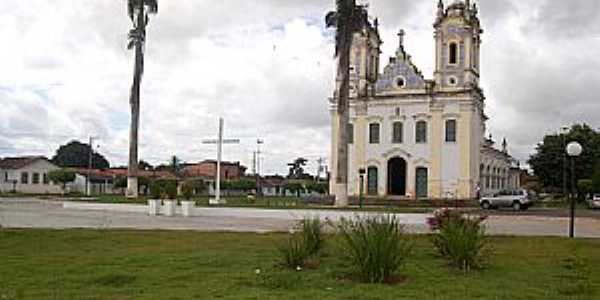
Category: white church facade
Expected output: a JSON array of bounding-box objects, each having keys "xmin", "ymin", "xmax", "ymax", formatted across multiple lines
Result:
[{"xmin": 329, "ymin": 1, "xmax": 520, "ymax": 200}]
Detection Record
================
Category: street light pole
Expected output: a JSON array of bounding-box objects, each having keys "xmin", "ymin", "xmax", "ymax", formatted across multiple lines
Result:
[
  {"xmin": 359, "ymin": 168, "xmax": 366, "ymax": 208},
  {"xmin": 566, "ymin": 141, "xmax": 582, "ymax": 238}
]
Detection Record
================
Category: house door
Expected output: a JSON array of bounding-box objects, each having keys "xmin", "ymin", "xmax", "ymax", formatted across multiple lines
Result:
[{"xmin": 415, "ymin": 167, "xmax": 428, "ymax": 199}]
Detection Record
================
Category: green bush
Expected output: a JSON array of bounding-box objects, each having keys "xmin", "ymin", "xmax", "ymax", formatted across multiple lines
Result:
[
  {"xmin": 337, "ymin": 215, "xmax": 412, "ymax": 283},
  {"xmin": 181, "ymin": 181, "xmax": 194, "ymax": 200},
  {"xmin": 429, "ymin": 209, "xmax": 489, "ymax": 271},
  {"xmin": 278, "ymin": 217, "xmax": 325, "ymax": 269},
  {"xmin": 164, "ymin": 181, "xmax": 178, "ymax": 199},
  {"xmin": 149, "ymin": 181, "xmax": 162, "ymax": 199}
]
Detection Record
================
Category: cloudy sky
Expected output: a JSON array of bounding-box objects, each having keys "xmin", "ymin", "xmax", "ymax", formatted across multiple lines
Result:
[{"xmin": 1, "ymin": 0, "xmax": 599, "ymax": 175}]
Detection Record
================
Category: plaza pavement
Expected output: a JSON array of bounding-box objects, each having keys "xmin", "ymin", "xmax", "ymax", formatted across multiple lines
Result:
[{"xmin": 1, "ymin": 198, "xmax": 600, "ymax": 238}]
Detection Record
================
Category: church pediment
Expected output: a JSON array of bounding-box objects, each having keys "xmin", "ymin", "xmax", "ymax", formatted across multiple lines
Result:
[{"xmin": 375, "ymin": 46, "xmax": 426, "ymax": 94}]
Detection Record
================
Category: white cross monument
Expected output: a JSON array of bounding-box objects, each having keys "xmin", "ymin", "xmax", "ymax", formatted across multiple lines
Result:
[{"xmin": 202, "ymin": 118, "xmax": 240, "ymax": 204}]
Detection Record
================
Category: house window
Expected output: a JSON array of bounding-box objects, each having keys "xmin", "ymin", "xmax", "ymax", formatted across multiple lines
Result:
[
  {"xmin": 21, "ymin": 172, "xmax": 29, "ymax": 184},
  {"xmin": 449, "ymin": 42, "xmax": 458, "ymax": 65},
  {"xmin": 415, "ymin": 121, "xmax": 427, "ymax": 143},
  {"xmin": 445, "ymin": 120, "xmax": 457, "ymax": 142},
  {"xmin": 367, "ymin": 167, "xmax": 378, "ymax": 196},
  {"xmin": 3, "ymin": 172, "xmax": 7, "ymax": 182},
  {"xmin": 348, "ymin": 123, "xmax": 354, "ymax": 144},
  {"xmin": 32, "ymin": 173, "xmax": 40, "ymax": 184},
  {"xmin": 43, "ymin": 173, "xmax": 49, "ymax": 185},
  {"xmin": 392, "ymin": 122, "xmax": 403, "ymax": 144},
  {"xmin": 369, "ymin": 123, "xmax": 380, "ymax": 144}
]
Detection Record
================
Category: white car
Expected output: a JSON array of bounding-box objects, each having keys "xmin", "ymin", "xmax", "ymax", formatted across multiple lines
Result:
[
  {"xmin": 589, "ymin": 194, "xmax": 600, "ymax": 209},
  {"xmin": 480, "ymin": 189, "xmax": 534, "ymax": 211}
]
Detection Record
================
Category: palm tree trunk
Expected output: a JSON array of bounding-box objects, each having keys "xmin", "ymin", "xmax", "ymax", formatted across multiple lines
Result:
[
  {"xmin": 126, "ymin": 2, "xmax": 145, "ymax": 199},
  {"xmin": 334, "ymin": 38, "xmax": 352, "ymax": 207}
]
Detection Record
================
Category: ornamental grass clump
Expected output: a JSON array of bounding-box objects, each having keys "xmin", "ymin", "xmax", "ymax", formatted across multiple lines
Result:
[
  {"xmin": 428, "ymin": 209, "xmax": 489, "ymax": 272},
  {"xmin": 337, "ymin": 215, "xmax": 412, "ymax": 284},
  {"xmin": 278, "ymin": 217, "xmax": 325, "ymax": 269}
]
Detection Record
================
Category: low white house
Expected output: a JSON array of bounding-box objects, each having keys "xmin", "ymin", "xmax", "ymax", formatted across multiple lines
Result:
[{"xmin": 0, "ymin": 156, "xmax": 63, "ymax": 194}]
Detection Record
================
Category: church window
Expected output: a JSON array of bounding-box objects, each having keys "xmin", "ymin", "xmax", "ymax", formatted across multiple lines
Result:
[
  {"xmin": 448, "ymin": 76, "xmax": 458, "ymax": 86},
  {"xmin": 415, "ymin": 121, "xmax": 427, "ymax": 143},
  {"xmin": 367, "ymin": 167, "xmax": 378, "ymax": 196},
  {"xmin": 395, "ymin": 76, "xmax": 406, "ymax": 88},
  {"xmin": 369, "ymin": 123, "xmax": 380, "ymax": 144},
  {"xmin": 392, "ymin": 122, "xmax": 403, "ymax": 144},
  {"xmin": 445, "ymin": 120, "xmax": 457, "ymax": 142},
  {"xmin": 348, "ymin": 123, "xmax": 354, "ymax": 144},
  {"xmin": 449, "ymin": 42, "xmax": 458, "ymax": 65}
]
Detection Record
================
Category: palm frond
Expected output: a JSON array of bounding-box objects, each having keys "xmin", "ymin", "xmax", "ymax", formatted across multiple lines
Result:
[{"xmin": 128, "ymin": 0, "xmax": 158, "ymax": 21}]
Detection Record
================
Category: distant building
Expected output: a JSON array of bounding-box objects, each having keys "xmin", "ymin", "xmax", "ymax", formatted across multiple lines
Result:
[
  {"xmin": 181, "ymin": 160, "xmax": 247, "ymax": 181},
  {"xmin": 0, "ymin": 156, "xmax": 62, "ymax": 194}
]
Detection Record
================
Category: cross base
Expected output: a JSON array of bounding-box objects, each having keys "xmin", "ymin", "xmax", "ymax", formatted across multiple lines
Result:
[{"xmin": 209, "ymin": 198, "xmax": 227, "ymax": 205}]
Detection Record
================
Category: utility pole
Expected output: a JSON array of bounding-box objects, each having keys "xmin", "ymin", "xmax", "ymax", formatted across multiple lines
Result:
[
  {"xmin": 255, "ymin": 139, "xmax": 264, "ymax": 197},
  {"xmin": 86, "ymin": 136, "xmax": 97, "ymax": 196},
  {"xmin": 202, "ymin": 118, "xmax": 240, "ymax": 204}
]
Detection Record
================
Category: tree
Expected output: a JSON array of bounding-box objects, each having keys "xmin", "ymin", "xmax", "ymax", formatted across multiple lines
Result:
[
  {"xmin": 528, "ymin": 124, "xmax": 600, "ymax": 191},
  {"xmin": 169, "ymin": 156, "xmax": 182, "ymax": 174},
  {"xmin": 139, "ymin": 160, "xmax": 153, "ymax": 171},
  {"xmin": 287, "ymin": 157, "xmax": 309, "ymax": 179},
  {"xmin": 126, "ymin": 0, "xmax": 158, "ymax": 198},
  {"xmin": 284, "ymin": 182, "xmax": 305, "ymax": 198},
  {"xmin": 52, "ymin": 140, "xmax": 110, "ymax": 169},
  {"xmin": 48, "ymin": 169, "xmax": 76, "ymax": 194},
  {"xmin": 593, "ymin": 161, "xmax": 600, "ymax": 193},
  {"xmin": 326, "ymin": 0, "xmax": 366, "ymax": 207}
]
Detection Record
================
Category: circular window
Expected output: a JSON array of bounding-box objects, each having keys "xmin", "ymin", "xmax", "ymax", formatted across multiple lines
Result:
[
  {"xmin": 395, "ymin": 76, "xmax": 406, "ymax": 88},
  {"xmin": 447, "ymin": 76, "xmax": 458, "ymax": 86}
]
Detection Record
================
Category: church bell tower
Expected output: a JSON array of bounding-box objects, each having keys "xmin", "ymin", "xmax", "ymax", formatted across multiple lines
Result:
[{"xmin": 433, "ymin": 0, "xmax": 482, "ymax": 90}]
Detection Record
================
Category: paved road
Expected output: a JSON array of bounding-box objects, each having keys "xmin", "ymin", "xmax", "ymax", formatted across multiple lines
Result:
[{"xmin": 1, "ymin": 198, "xmax": 600, "ymax": 238}]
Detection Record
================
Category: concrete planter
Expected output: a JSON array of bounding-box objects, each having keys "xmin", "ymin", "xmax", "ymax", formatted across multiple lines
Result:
[
  {"xmin": 181, "ymin": 200, "xmax": 195, "ymax": 217},
  {"xmin": 163, "ymin": 200, "xmax": 176, "ymax": 217},
  {"xmin": 148, "ymin": 199, "xmax": 161, "ymax": 216}
]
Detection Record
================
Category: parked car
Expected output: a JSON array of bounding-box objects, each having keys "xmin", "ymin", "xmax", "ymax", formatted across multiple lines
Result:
[
  {"xmin": 589, "ymin": 194, "xmax": 600, "ymax": 210},
  {"xmin": 480, "ymin": 189, "xmax": 534, "ymax": 211}
]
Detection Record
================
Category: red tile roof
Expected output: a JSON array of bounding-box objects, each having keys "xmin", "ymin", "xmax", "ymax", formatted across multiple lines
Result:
[{"xmin": 0, "ymin": 156, "xmax": 50, "ymax": 170}]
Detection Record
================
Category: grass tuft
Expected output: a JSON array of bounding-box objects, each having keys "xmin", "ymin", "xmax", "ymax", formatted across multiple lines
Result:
[{"xmin": 337, "ymin": 215, "xmax": 412, "ymax": 284}]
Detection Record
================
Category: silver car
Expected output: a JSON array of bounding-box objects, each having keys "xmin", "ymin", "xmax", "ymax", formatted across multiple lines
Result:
[
  {"xmin": 589, "ymin": 194, "xmax": 600, "ymax": 209},
  {"xmin": 480, "ymin": 189, "xmax": 533, "ymax": 211}
]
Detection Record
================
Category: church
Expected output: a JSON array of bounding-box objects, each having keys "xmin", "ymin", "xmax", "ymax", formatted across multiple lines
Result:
[{"xmin": 329, "ymin": 0, "xmax": 521, "ymax": 200}]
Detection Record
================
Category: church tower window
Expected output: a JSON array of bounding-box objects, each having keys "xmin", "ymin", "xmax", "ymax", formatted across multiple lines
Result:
[
  {"xmin": 392, "ymin": 122, "xmax": 403, "ymax": 144},
  {"xmin": 449, "ymin": 42, "xmax": 458, "ymax": 65},
  {"xmin": 415, "ymin": 121, "xmax": 427, "ymax": 143},
  {"xmin": 445, "ymin": 120, "xmax": 457, "ymax": 142},
  {"xmin": 369, "ymin": 123, "xmax": 380, "ymax": 144}
]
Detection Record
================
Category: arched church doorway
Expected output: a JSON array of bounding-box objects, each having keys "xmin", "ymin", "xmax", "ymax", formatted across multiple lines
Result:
[{"xmin": 387, "ymin": 157, "xmax": 407, "ymax": 196}]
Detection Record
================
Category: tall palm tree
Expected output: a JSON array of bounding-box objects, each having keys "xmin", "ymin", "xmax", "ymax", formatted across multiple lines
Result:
[
  {"xmin": 326, "ymin": 0, "xmax": 363, "ymax": 207},
  {"xmin": 126, "ymin": 0, "xmax": 158, "ymax": 198}
]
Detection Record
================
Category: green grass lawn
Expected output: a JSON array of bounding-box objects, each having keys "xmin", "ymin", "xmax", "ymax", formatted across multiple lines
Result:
[{"xmin": 0, "ymin": 230, "xmax": 598, "ymax": 299}]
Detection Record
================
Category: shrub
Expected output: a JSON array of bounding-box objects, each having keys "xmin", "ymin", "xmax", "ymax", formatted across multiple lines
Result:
[
  {"xmin": 164, "ymin": 181, "xmax": 178, "ymax": 199},
  {"xmin": 429, "ymin": 209, "xmax": 489, "ymax": 271},
  {"xmin": 181, "ymin": 181, "xmax": 194, "ymax": 200},
  {"xmin": 337, "ymin": 215, "xmax": 412, "ymax": 283},
  {"xmin": 149, "ymin": 181, "xmax": 162, "ymax": 199},
  {"xmin": 278, "ymin": 217, "xmax": 325, "ymax": 269},
  {"xmin": 48, "ymin": 169, "xmax": 76, "ymax": 192},
  {"xmin": 298, "ymin": 217, "xmax": 324, "ymax": 257}
]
